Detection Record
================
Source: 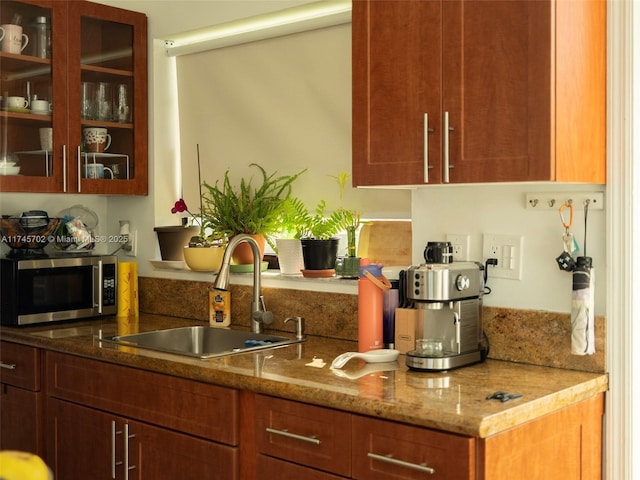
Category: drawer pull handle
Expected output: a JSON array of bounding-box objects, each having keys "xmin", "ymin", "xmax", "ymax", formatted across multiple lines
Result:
[
  {"xmin": 367, "ymin": 452, "xmax": 435, "ymax": 475},
  {"xmin": 0, "ymin": 362, "xmax": 17, "ymax": 370},
  {"xmin": 266, "ymin": 427, "xmax": 321, "ymax": 445}
]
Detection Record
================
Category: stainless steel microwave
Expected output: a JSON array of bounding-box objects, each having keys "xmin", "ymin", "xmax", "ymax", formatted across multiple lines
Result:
[{"xmin": 0, "ymin": 254, "xmax": 117, "ymax": 326}]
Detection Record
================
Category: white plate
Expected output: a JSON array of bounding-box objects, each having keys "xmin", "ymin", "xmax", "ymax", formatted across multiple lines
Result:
[{"xmin": 149, "ymin": 259, "xmax": 186, "ymax": 270}]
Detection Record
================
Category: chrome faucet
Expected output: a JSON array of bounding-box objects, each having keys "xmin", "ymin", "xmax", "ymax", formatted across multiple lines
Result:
[{"xmin": 213, "ymin": 234, "xmax": 273, "ymax": 333}]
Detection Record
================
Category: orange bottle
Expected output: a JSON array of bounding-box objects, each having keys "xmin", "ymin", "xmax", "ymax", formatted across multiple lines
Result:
[{"xmin": 358, "ymin": 262, "xmax": 391, "ymax": 352}]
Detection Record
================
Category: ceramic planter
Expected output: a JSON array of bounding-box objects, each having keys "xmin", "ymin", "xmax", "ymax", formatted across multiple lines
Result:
[
  {"xmin": 154, "ymin": 226, "xmax": 198, "ymax": 261},
  {"xmin": 301, "ymin": 238, "xmax": 339, "ymax": 270},
  {"xmin": 276, "ymin": 238, "xmax": 305, "ymax": 275}
]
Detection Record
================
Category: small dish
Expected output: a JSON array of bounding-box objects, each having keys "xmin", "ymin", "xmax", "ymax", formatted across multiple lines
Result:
[
  {"xmin": 149, "ymin": 259, "xmax": 186, "ymax": 270},
  {"xmin": 301, "ymin": 269, "xmax": 335, "ymax": 278},
  {"xmin": 229, "ymin": 262, "xmax": 269, "ymax": 273},
  {"xmin": 7, "ymin": 107, "xmax": 30, "ymax": 114},
  {"xmin": 31, "ymin": 110, "xmax": 51, "ymax": 116}
]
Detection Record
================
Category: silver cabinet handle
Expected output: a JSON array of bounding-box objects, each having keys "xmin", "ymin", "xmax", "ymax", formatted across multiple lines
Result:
[
  {"xmin": 62, "ymin": 144, "xmax": 67, "ymax": 192},
  {"xmin": 443, "ymin": 111, "xmax": 450, "ymax": 183},
  {"xmin": 265, "ymin": 427, "xmax": 321, "ymax": 445},
  {"xmin": 0, "ymin": 362, "xmax": 17, "ymax": 370},
  {"xmin": 77, "ymin": 146, "xmax": 82, "ymax": 193},
  {"xmin": 423, "ymin": 113, "xmax": 435, "ymax": 183},
  {"xmin": 124, "ymin": 423, "xmax": 136, "ymax": 480},
  {"xmin": 367, "ymin": 452, "xmax": 436, "ymax": 475},
  {"xmin": 112, "ymin": 421, "xmax": 122, "ymax": 479}
]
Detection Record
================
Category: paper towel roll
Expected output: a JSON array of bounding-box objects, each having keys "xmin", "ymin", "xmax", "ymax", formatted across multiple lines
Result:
[{"xmin": 117, "ymin": 261, "xmax": 139, "ymax": 317}]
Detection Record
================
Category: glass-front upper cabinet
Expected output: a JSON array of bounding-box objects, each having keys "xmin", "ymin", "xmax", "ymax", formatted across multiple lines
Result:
[
  {"xmin": 0, "ymin": 0, "xmax": 60, "ymax": 192},
  {"xmin": 0, "ymin": 0, "xmax": 147, "ymax": 195}
]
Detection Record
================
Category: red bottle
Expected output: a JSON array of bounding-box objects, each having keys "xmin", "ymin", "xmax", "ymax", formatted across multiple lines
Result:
[{"xmin": 358, "ymin": 261, "xmax": 391, "ymax": 352}]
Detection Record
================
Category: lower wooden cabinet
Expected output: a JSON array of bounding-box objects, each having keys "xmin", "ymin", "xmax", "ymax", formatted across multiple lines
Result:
[
  {"xmin": 47, "ymin": 398, "xmax": 238, "ymax": 480},
  {"xmin": 352, "ymin": 415, "xmax": 475, "ymax": 480},
  {"xmin": 43, "ymin": 351, "xmax": 240, "ymax": 480},
  {"xmin": 0, "ymin": 342, "xmax": 43, "ymax": 455},
  {"xmin": 478, "ymin": 393, "xmax": 604, "ymax": 479},
  {"xmin": 6, "ymin": 347, "xmax": 601, "ymax": 480},
  {"xmin": 255, "ymin": 394, "xmax": 352, "ymax": 478},
  {"xmin": 257, "ymin": 454, "xmax": 347, "ymax": 480}
]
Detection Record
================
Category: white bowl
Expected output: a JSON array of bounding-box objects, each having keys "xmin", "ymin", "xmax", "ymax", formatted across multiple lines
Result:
[
  {"xmin": 0, "ymin": 165, "xmax": 20, "ymax": 175},
  {"xmin": 0, "ymin": 161, "xmax": 16, "ymax": 167}
]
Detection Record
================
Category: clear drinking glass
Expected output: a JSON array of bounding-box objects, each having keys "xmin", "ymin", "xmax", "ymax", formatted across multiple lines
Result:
[
  {"xmin": 95, "ymin": 82, "xmax": 113, "ymax": 121},
  {"xmin": 80, "ymin": 82, "xmax": 95, "ymax": 119}
]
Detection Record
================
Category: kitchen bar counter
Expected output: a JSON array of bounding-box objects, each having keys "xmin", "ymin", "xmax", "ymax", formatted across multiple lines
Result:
[{"xmin": 0, "ymin": 314, "xmax": 607, "ymax": 439}]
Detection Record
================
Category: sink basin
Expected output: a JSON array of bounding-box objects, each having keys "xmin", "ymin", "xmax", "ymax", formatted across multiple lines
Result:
[{"xmin": 101, "ymin": 326, "xmax": 302, "ymax": 359}]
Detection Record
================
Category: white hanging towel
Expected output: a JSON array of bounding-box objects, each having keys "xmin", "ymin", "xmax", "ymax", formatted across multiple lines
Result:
[{"xmin": 571, "ymin": 264, "xmax": 595, "ymax": 355}]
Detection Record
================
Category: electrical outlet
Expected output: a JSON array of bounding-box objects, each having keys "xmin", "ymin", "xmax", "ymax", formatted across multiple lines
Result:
[
  {"xmin": 125, "ymin": 230, "xmax": 137, "ymax": 257},
  {"xmin": 446, "ymin": 234, "xmax": 471, "ymax": 261},
  {"xmin": 482, "ymin": 234, "xmax": 523, "ymax": 280}
]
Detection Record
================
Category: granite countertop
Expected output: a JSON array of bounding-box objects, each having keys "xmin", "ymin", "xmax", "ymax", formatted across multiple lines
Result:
[{"xmin": 0, "ymin": 314, "xmax": 608, "ymax": 439}]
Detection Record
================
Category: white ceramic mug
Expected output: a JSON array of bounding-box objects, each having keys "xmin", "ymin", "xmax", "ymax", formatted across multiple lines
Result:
[
  {"xmin": 0, "ymin": 24, "xmax": 29, "ymax": 54},
  {"xmin": 31, "ymin": 99, "xmax": 52, "ymax": 114},
  {"xmin": 39, "ymin": 127, "xmax": 53, "ymax": 151},
  {"xmin": 6, "ymin": 96, "xmax": 28, "ymax": 109},
  {"xmin": 83, "ymin": 163, "xmax": 114, "ymax": 179},
  {"xmin": 83, "ymin": 127, "xmax": 112, "ymax": 153}
]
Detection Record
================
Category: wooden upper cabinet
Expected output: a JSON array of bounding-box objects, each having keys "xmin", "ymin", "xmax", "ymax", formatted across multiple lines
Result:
[
  {"xmin": 0, "ymin": 0, "xmax": 148, "ymax": 195},
  {"xmin": 352, "ymin": 0, "xmax": 606, "ymax": 187}
]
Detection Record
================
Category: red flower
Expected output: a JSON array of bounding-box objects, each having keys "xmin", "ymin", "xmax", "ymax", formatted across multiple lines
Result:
[{"xmin": 171, "ymin": 198, "xmax": 189, "ymax": 214}]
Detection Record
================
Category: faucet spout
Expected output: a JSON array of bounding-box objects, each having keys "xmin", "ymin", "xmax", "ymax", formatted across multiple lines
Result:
[{"xmin": 214, "ymin": 234, "xmax": 271, "ymax": 333}]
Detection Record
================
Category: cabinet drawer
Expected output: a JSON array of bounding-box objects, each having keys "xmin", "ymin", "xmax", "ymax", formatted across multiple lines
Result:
[
  {"xmin": 257, "ymin": 454, "xmax": 347, "ymax": 480},
  {"xmin": 0, "ymin": 342, "xmax": 40, "ymax": 390},
  {"xmin": 255, "ymin": 395, "xmax": 351, "ymax": 477},
  {"xmin": 352, "ymin": 415, "xmax": 475, "ymax": 480},
  {"xmin": 45, "ymin": 351, "xmax": 238, "ymax": 445}
]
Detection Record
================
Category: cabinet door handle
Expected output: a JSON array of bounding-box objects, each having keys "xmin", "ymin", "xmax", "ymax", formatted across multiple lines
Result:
[
  {"xmin": 77, "ymin": 146, "xmax": 82, "ymax": 193},
  {"xmin": 367, "ymin": 452, "xmax": 436, "ymax": 475},
  {"xmin": 112, "ymin": 421, "xmax": 123, "ymax": 479},
  {"xmin": 265, "ymin": 427, "xmax": 321, "ymax": 445},
  {"xmin": 424, "ymin": 113, "xmax": 435, "ymax": 183},
  {"xmin": 124, "ymin": 423, "xmax": 136, "ymax": 480},
  {"xmin": 62, "ymin": 145, "xmax": 67, "ymax": 192},
  {"xmin": 0, "ymin": 361, "xmax": 17, "ymax": 370},
  {"xmin": 443, "ymin": 111, "xmax": 451, "ymax": 183}
]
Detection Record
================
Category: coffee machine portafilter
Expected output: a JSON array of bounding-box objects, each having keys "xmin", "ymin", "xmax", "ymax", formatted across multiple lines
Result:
[{"xmin": 404, "ymin": 262, "xmax": 488, "ymax": 371}]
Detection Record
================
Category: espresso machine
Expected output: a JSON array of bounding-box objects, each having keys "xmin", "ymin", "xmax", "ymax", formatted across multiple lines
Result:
[{"xmin": 404, "ymin": 261, "xmax": 488, "ymax": 371}]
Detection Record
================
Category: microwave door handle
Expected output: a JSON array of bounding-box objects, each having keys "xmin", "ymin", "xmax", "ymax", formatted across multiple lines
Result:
[{"xmin": 95, "ymin": 260, "xmax": 103, "ymax": 313}]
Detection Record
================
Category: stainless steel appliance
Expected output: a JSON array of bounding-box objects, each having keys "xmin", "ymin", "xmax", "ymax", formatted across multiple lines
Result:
[
  {"xmin": 404, "ymin": 262, "xmax": 487, "ymax": 371},
  {"xmin": 1, "ymin": 254, "xmax": 117, "ymax": 326}
]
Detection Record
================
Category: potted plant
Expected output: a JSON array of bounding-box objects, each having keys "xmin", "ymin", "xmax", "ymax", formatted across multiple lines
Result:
[
  {"xmin": 284, "ymin": 171, "xmax": 361, "ymax": 275},
  {"xmin": 200, "ymin": 163, "xmax": 305, "ymax": 265},
  {"xmin": 169, "ymin": 198, "xmax": 227, "ymax": 271},
  {"xmin": 154, "ymin": 200, "xmax": 200, "ymax": 262}
]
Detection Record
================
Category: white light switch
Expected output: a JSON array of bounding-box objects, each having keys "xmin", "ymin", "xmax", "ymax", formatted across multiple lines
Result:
[{"xmin": 482, "ymin": 234, "xmax": 524, "ymax": 280}]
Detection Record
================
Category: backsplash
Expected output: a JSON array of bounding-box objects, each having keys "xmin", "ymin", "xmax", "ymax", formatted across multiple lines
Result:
[{"xmin": 139, "ymin": 277, "xmax": 605, "ymax": 374}]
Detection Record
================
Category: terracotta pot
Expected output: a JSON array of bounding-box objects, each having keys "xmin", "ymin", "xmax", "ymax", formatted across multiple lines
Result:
[
  {"xmin": 230, "ymin": 234, "xmax": 265, "ymax": 265},
  {"xmin": 154, "ymin": 226, "xmax": 198, "ymax": 261}
]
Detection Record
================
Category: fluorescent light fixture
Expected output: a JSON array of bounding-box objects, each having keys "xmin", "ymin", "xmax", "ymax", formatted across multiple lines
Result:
[{"xmin": 164, "ymin": 0, "xmax": 351, "ymax": 56}]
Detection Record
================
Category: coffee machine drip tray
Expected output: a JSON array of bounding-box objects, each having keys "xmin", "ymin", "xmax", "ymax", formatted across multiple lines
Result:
[{"xmin": 405, "ymin": 349, "xmax": 484, "ymax": 372}]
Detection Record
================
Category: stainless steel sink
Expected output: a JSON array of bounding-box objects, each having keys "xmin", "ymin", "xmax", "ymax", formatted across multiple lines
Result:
[{"xmin": 101, "ymin": 326, "xmax": 302, "ymax": 359}]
